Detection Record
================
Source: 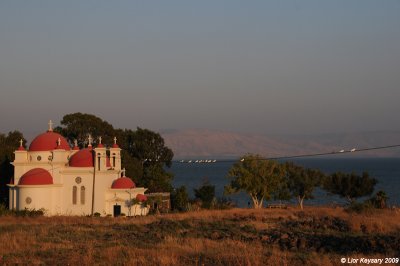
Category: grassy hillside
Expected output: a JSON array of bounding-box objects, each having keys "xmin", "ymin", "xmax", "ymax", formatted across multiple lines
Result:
[{"xmin": 1, "ymin": 207, "xmax": 399, "ymax": 265}]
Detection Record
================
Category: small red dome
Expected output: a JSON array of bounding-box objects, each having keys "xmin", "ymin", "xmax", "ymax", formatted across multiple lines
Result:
[
  {"xmin": 111, "ymin": 177, "xmax": 136, "ymax": 189},
  {"xmin": 29, "ymin": 131, "xmax": 70, "ymax": 151},
  {"xmin": 19, "ymin": 168, "xmax": 53, "ymax": 185},
  {"xmin": 136, "ymin": 194, "xmax": 147, "ymax": 202},
  {"xmin": 73, "ymin": 145, "xmax": 80, "ymax": 151},
  {"xmin": 112, "ymin": 143, "xmax": 119, "ymax": 148},
  {"xmin": 17, "ymin": 146, "xmax": 25, "ymax": 151},
  {"xmin": 69, "ymin": 148, "xmax": 94, "ymax": 167}
]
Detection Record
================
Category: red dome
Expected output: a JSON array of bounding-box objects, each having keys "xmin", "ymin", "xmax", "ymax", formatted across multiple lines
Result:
[
  {"xmin": 19, "ymin": 168, "xmax": 53, "ymax": 185},
  {"xmin": 29, "ymin": 131, "xmax": 71, "ymax": 151},
  {"xmin": 17, "ymin": 146, "xmax": 25, "ymax": 151},
  {"xmin": 111, "ymin": 177, "xmax": 136, "ymax": 189},
  {"xmin": 69, "ymin": 148, "xmax": 94, "ymax": 167},
  {"xmin": 136, "ymin": 194, "xmax": 147, "ymax": 202}
]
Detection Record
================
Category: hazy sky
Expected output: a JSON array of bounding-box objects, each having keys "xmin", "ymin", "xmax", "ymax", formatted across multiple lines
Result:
[{"xmin": 1, "ymin": 1, "xmax": 399, "ymax": 139}]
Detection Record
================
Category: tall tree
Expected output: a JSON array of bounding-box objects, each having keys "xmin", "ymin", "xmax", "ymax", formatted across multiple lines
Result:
[
  {"xmin": 225, "ymin": 154, "xmax": 285, "ymax": 209},
  {"xmin": 283, "ymin": 162, "xmax": 324, "ymax": 210},
  {"xmin": 117, "ymin": 128, "xmax": 174, "ymax": 192},
  {"xmin": 0, "ymin": 131, "xmax": 26, "ymax": 206},
  {"xmin": 121, "ymin": 128, "xmax": 173, "ymax": 168},
  {"xmin": 370, "ymin": 190, "xmax": 388, "ymax": 209},
  {"xmin": 323, "ymin": 171, "xmax": 377, "ymax": 204},
  {"xmin": 194, "ymin": 181, "xmax": 215, "ymax": 209},
  {"xmin": 54, "ymin": 112, "xmax": 115, "ymax": 147},
  {"xmin": 171, "ymin": 186, "xmax": 190, "ymax": 212}
]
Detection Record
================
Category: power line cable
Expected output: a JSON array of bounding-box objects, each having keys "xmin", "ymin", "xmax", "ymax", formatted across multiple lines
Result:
[{"xmin": 174, "ymin": 144, "xmax": 400, "ymax": 163}]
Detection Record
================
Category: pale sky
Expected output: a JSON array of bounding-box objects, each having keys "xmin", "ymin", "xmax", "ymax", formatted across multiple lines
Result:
[{"xmin": 1, "ymin": 1, "xmax": 399, "ymax": 139}]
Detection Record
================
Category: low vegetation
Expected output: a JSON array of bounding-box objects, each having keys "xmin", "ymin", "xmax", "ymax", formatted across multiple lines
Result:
[{"xmin": 1, "ymin": 207, "xmax": 399, "ymax": 265}]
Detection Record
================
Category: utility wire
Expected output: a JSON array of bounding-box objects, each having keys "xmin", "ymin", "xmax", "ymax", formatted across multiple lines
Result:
[
  {"xmin": 175, "ymin": 144, "xmax": 400, "ymax": 163},
  {"xmin": 267, "ymin": 144, "xmax": 400, "ymax": 160}
]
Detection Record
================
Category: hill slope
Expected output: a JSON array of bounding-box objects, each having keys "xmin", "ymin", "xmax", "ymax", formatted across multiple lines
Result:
[{"xmin": 161, "ymin": 129, "xmax": 400, "ymax": 159}]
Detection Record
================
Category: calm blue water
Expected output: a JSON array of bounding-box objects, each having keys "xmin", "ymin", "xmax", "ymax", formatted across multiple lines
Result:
[{"xmin": 169, "ymin": 158, "xmax": 400, "ymax": 208}]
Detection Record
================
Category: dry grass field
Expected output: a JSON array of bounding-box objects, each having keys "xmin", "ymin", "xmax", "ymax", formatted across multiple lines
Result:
[{"xmin": 0, "ymin": 207, "xmax": 399, "ymax": 265}]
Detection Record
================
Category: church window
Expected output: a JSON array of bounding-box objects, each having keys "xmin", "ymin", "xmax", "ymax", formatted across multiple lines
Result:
[
  {"xmin": 25, "ymin": 197, "xmax": 32, "ymax": 205},
  {"xmin": 80, "ymin": 186, "xmax": 86, "ymax": 205},
  {"xmin": 75, "ymin": 176, "xmax": 82, "ymax": 184},
  {"xmin": 72, "ymin": 186, "xmax": 77, "ymax": 205},
  {"xmin": 97, "ymin": 154, "xmax": 101, "ymax": 171},
  {"xmin": 37, "ymin": 156, "xmax": 41, "ymax": 161}
]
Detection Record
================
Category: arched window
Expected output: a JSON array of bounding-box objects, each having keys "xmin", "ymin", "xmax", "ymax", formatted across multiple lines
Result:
[
  {"xmin": 72, "ymin": 186, "xmax": 77, "ymax": 205},
  {"xmin": 97, "ymin": 153, "xmax": 101, "ymax": 171},
  {"xmin": 80, "ymin": 186, "xmax": 86, "ymax": 205}
]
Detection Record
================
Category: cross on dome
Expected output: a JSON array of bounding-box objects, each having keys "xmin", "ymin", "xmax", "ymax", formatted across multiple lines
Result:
[
  {"xmin": 114, "ymin": 137, "xmax": 117, "ymax": 145},
  {"xmin": 57, "ymin": 138, "xmax": 61, "ymax": 146},
  {"xmin": 99, "ymin": 136, "xmax": 102, "ymax": 144},
  {"xmin": 48, "ymin": 120, "xmax": 53, "ymax": 132},
  {"xmin": 121, "ymin": 168, "xmax": 126, "ymax": 177},
  {"xmin": 88, "ymin": 134, "xmax": 93, "ymax": 147},
  {"xmin": 74, "ymin": 139, "xmax": 78, "ymax": 147},
  {"xmin": 17, "ymin": 138, "xmax": 25, "ymax": 151}
]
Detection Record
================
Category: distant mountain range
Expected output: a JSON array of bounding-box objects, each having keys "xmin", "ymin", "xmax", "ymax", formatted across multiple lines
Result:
[{"xmin": 161, "ymin": 129, "xmax": 400, "ymax": 159}]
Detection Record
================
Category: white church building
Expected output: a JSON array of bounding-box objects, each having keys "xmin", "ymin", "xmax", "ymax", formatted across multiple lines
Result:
[{"xmin": 7, "ymin": 121, "xmax": 149, "ymax": 217}]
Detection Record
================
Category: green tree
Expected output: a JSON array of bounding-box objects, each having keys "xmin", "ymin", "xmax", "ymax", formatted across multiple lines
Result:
[
  {"xmin": 369, "ymin": 190, "xmax": 388, "ymax": 209},
  {"xmin": 146, "ymin": 195, "xmax": 163, "ymax": 214},
  {"xmin": 54, "ymin": 112, "xmax": 115, "ymax": 147},
  {"xmin": 143, "ymin": 164, "xmax": 174, "ymax": 192},
  {"xmin": 0, "ymin": 131, "xmax": 26, "ymax": 206},
  {"xmin": 194, "ymin": 181, "xmax": 215, "ymax": 209},
  {"xmin": 171, "ymin": 186, "xmax": 189, "ymax": 212},
  {"xmin": 283, "ymin": 162, "xmax": 324, "ymax": 210},
  {"xmin": 120, "ymin": 128, "xmax": 173, "ymax": 168},
  {"xmin": 225, "ymin": 154, "xmax": 285, "ymax": 209},
  {"xmin": 117, "ymin": 128, "xmax": 174, "ymax": 192},
  {"xmin": 323, "ymin": 171, "xmax": 377, "ymax": 204}
]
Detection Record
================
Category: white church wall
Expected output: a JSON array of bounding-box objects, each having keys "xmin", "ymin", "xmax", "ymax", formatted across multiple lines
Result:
[
  {"xmin": 93, "ymin": 171, "xmax": 119, "ymax": 215},
  {"xmin": 62, "ymin": 171, "xmax": 94, "ymax": 216},
  {"xmin": 17, "ymin": 186, "xmax": 57, "ymax": 215}
]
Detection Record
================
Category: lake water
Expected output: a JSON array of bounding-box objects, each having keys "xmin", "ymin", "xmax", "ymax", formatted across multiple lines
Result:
[{"xmin": 169, "ymin": 158, "xmax": 400, "ymax": 208}]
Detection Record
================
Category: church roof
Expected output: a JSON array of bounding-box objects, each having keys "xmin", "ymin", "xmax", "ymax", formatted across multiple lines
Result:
[
  {"xmin": 19, "ymin": 168, "xmax": 53, "ymax": 185},
  {"xmin": 69, "ymin": 147, "xmax": 112, "ymax": 168},
  {"xmin": 111, "ymin": 177, "xmax": 136, "ymax": 189},
  {"xmin": 29, "ymin": 131, "xmax": 70, "ymax": 151},
  {"xmin": 69, "ymin": 148, "xmax": 94, "ymax": 167}
]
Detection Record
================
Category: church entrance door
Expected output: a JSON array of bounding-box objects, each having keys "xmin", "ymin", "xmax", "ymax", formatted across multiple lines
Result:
[{"xmin": 113, "ymin": 204, "xmax": 121, "ymax": 217}]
